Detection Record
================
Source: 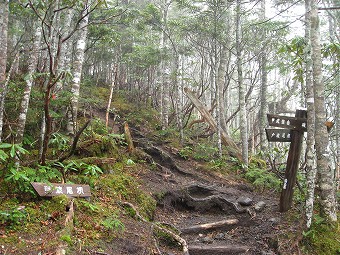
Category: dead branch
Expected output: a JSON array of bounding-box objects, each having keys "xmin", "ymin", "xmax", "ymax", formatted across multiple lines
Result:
[{"xmin": 57, "ymin": 119, "xmax": 91, "ymax": 163}]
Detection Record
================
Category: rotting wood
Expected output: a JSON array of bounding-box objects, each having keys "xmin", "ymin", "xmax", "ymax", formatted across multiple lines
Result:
[
  {"xmin": 56, "ymin": 199, "xmax": 75, "ymax": 255},
  {"xmin": 183, "ymin": 87, "xmax": 242, "ymax": 161},
  {"xmin": 124, "ymin": 122, "xmax": 135, "ymax": 152},
  {"xmin": 120, "ymin": 201, "xmax": 189, "ymax": 255},
  {"xmin": 180, "ymin": 219, "xmax": 239, "ymax": 234},
  {"xmin": 188, "ymin": 245, "xmax": 250, "ymax": 255}
]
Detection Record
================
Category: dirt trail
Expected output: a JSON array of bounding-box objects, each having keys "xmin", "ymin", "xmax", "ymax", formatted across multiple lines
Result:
[{"xmin": 138, "ymin": 142, "xmax": 288, "ymax": 255}]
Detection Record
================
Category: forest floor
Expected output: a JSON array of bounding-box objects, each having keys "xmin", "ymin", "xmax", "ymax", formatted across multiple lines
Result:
[
  {"xmin": 120, "ymin": 137, "xmax": 304, "ymax": 255},
  {"xmin": 73, "ymin": 109, "xmax": 305, "ymax": 255},
  {"xmin": 0, "ymin": 124, "xmax": 307, "ymax": 255},
  {"xmin": 0, "ymin": 107, "xmax": 310, "ymax": 255}
]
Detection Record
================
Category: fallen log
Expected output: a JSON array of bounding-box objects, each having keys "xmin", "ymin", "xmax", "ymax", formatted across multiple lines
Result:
[
  {"xmin": 181, "ymin": 219, "xmax": 239, "ymax": 234},
  {"xmin": 184, "ymin": 87, "xmax": 242, "ymax": 161},
  {"xmin": 189, "ymin": 245, "xmax": 250, "ymax": 255}
]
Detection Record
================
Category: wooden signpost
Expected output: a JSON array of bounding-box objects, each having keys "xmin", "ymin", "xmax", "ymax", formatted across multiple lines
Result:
[
  {"xmin": 266, "ymin": 109, "xmax": 307, "ymax": 212},
  {"xmin": 31, "ymin": 182, "xmax": 91, "ymax": 198}
]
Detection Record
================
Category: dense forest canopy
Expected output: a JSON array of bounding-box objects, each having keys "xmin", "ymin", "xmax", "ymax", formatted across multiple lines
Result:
[{"xmin": 0, "ymin": 0, "xmax": 339, "ymax": 229}]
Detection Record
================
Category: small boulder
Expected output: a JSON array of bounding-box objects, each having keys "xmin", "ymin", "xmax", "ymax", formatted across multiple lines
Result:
[
  {"xmin": 254, "ymin": 201, "xmax": 266, "ymax": 212},
  {"xmin": 202, "ymin": 236, "xmax": 214, "ymax": 244},
  {"xmin": 237, "ymin": 196, "xmax": 253, "ymax": 206},
  {"xmin": 268, "ymin": 217, "xmax": 279, "ymax": 224},
  {"xmin": 214, "ymin": 233, "xmax": 225, "ymax": 240}
]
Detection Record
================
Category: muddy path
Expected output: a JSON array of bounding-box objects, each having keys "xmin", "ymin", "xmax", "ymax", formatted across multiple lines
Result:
[{"xmin": 136, "ymin": 141, "xmax": 289, "ymax": 255}]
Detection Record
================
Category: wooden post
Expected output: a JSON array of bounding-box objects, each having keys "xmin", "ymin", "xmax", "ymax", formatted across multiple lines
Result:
[{"xmin": 279, "ymin": 109, "xmax": 307, "ymax": 212}]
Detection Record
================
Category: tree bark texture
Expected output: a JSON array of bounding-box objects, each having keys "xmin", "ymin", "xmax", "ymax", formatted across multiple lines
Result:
[
  {"xmin": 236, "ymin": 0, "xmax": 248, "ymax": 166},
  {"xmin": 311, "ymin": 0, "xmax": 337, "ymax": 222},
  {"xmin": 304, "ymin": 0, "xmax": 317, "ymax": 228},
  {"xmin": 258, "ymin": 0, "xmax": 268, "ymax": 152},
  {"xmin": 0, "ymin": 0, "xmax": 9, "ymax": 142},
  {"xmin": 67, "ymin": 3, "xmax": 90, "ymax": 135},
  {"xmin": 55, "ymin": 8, "xmax": 74, "ymax": 91},
  {"xmin": 16, "ymin": 25, "xmax": 42, "ymax": 144}
]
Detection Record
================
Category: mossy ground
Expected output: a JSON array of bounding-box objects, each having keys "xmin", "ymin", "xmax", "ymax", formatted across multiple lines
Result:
[
  {"xmin": 0, "ymin": 164, "xmax": 157, "ymax": 254},
  {"xmin": 1, "ymin": 90, "xmax": 339, "ymax": 255},
  {"xmin": 302, "ymin": 215, "xmax": 340, "ymax": 255}
]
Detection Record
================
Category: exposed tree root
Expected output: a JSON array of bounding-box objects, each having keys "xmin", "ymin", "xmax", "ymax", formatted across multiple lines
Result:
[{"xmin": 160, "ymin": 183, "xmax": 248, "ymax": 214}]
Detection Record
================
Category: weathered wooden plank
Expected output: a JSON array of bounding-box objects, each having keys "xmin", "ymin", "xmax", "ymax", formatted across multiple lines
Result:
[
  {"xmin": 31, "ymin": 182, "xmax": 91, "ymax": 198},
  {"xmin": 180, "ymin": 219, "xmax": 239, "ymax": 234},
  {"xmin": 265, "ymin": 128, "xmax": 292, "ymax": 142},
  {"xmin": 267, "ymin": 113, "xmax": 307, "ymax": 131}
]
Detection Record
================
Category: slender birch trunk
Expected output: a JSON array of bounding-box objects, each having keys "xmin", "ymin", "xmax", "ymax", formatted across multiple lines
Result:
[
  {"xmin": 172, "ymin": 53, "xmax": 184, "ymax": 143},
  {"xmin": 160, "ymin": 1, "xmax": 171, "ymax": 129},
  {"xmin": 0, "ymin": 0, "xmax": 9, "ymax": 142},
  {"xmin": 336, "ymin": 81, "xmax": 340, "ymax": 190},
  {"xmin": 258, "ymin": 0, "xmax": 268, "ymax": 152},
  {"xmin": 15, "ymin": 25, "xmax": 42, "ymax": 144},
  {"xmin": 304, "ymin": 0, "xmax": 317, "ymax": 228},
  {"xmin": 106, "ymin": 66, "xmax": 117, "ymax": 129},
  {"xmin": 56, "ymin": 8, "xmax": 74, "ymax": 92},
  {"xmin": 311, "ymin": 0, "xmax": 337, "ymax": 222},
  {"xmin": 67, "ymin": 4, "xmax": 90, "ymax": 135},
  {"xmin": 217, "ymin": 45, "xmax": 228, "ymax": 157},
  {"xmin": 236, "ymin": 0, "xmax": 248, "ymax": 166}
]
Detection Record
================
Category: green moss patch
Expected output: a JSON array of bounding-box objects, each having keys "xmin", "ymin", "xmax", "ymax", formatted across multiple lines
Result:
[{"xmin": 302, "ymin": 215, "xmax": 340, "ymax": 255}]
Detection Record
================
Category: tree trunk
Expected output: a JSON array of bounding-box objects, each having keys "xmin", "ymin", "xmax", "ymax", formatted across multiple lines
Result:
[
  {"xmin": 67, "ymin": 4, "xmax": 90, "ymax": 135},
  {"xmin": 258, "ymin": 0, "xmax": 268, "ymax": 152},
  {"xmin": 106, "ymin": 66, "xmax": 117, "ymax": 129},
  {"xmin": 336, "ymin": 80, "xmax": 340, "ymax": 191},
  {"xmin": 56, "ymin": 8, "xmax": 74, "ymax": 91},
  {"xmin": 0, "ymin": 0, "xmax": 9, "ymax": 142},
  {"xmin": 311, "ymin": 0, "xmax": 337, "ymax": 222},
  {"xmin": 236, "ymin": 0, "xmax": 248, "ymax": 166},
  {"xmin": 159, "ymin": 1, "xmax": 171, "ymax": 129},
  {"xmin": 304, "ymin": 0, "xmax": 317, "ymax": 228},
  {"xmin": 216, "ymin": 45, "xmax": 229, "ymax": 157},
  {"xmin": 15, "ymin": 25, "xmax": 42, "ymax": 144},
  {"xmin": 173, "ymin": 53, "xmax": 184, "ymax": 144}
]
